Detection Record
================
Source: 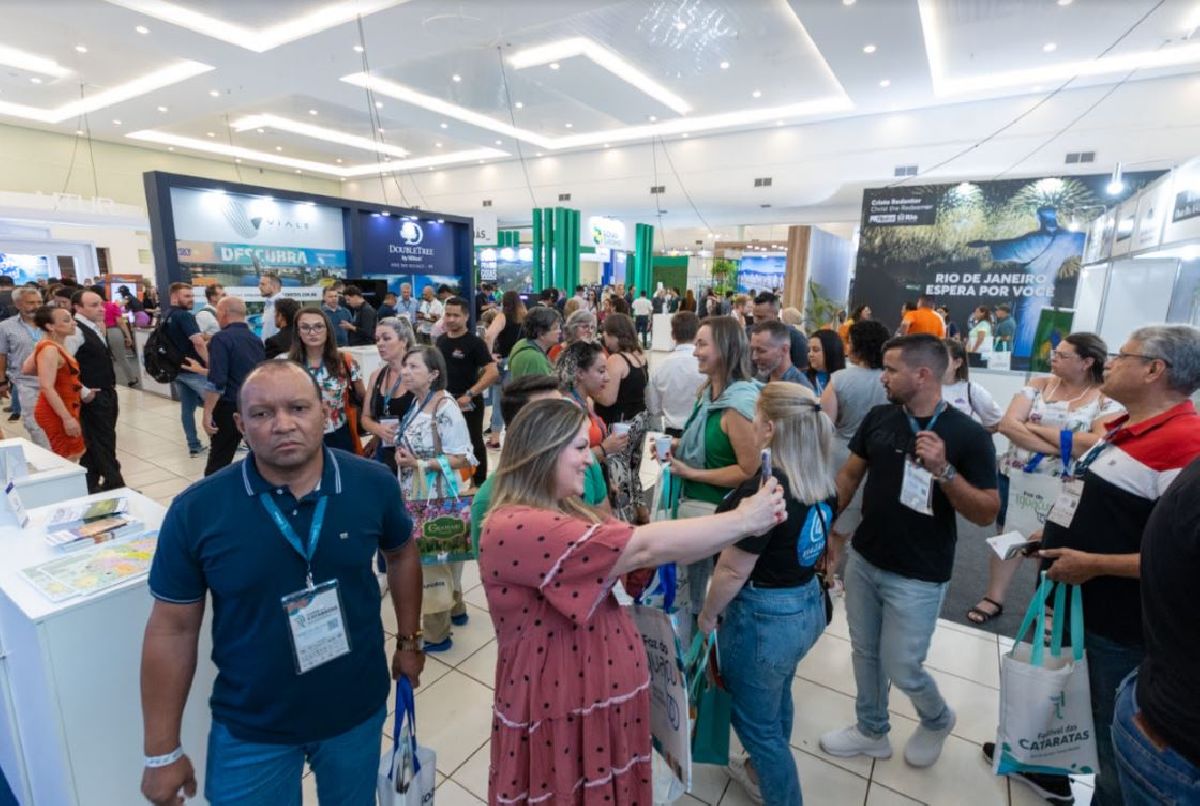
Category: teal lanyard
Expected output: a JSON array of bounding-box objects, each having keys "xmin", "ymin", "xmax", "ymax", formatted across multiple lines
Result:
[
  {"xmin": 399, "ymin": 390, "xmax": 435, "ymax": 436},
  {"xmin": 381, "ymin": 368, "xmax": 404, "ymax": 411},
  {"xmin": 905, "ymin": 401, "xmax": 947, "ymax": 435},
  {"xmin": 259, "ymin": 494, "xmax": 328, "ymax": 589}
]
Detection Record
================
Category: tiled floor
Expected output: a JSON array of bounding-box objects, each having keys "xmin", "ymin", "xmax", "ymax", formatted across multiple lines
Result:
[{"xmin": 1, "ymin": 386, "xmax": 1096, "ymax": 804}]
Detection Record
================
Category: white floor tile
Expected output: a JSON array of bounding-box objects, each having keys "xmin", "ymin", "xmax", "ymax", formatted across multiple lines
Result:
[
  {"xmin": 457, "ymin": 639, "xmax": 498, "ymax": 689},
  {"xmin": 888, "ymin": 667, "xmax": 1000, "ymax": 746},
  {"xmin": 412, "ymin": 670, "xmax": 495, "ymax": 775},
  {"xmin": 463, "ymin": 583, "xmax": 490, "ymax": 612},
  {"xmin": 427, "ymin": 603, "xmax": 494, "ymax": 666},
  {"xmin": 787, "ymin": 677, "xmax": 876, "ymax": 779},
  {"xmin": 865, "ymin": 781, "xmax": 927, "ymax": 805},
  {"xmin": 386, "ymin": 657, "xmax": 454, "ymax": 715},
  {"xmin": 452, "ymin": 740, "xmax": 491, "ymax": 801},
  {"xmin": 137, "ymin": 475, "xmax": 194, "ymax": 500},
  {"xmin": 870, "ymin": 716, "xmax": 1009, "ymax": 806},
  {"xmin": 434, "ymin": 777, "xmax": 485, "ymax": 804},
  {"xmin": 924, "ymin": 628, "xmax": 1001, "ymax": 689},
  {"xmin": 795, "ymin": 632, "xmax": 856, "ymax": 698}
]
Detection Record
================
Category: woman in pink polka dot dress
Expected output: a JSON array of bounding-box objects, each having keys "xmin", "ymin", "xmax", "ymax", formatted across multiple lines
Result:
[{"xmin": 479, "ymin": 398, "xmax": 785, "ymax": 805}]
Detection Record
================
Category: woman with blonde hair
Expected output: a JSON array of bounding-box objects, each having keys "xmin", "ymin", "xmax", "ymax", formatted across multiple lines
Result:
[
  {"xmin": 479, "ymin": 398, "xmax": 786, "ymax": 805},
  {"xmin": 700, "ymin": 382, "xmax": 838, "ymax": 805},
  {"xmin": 359, "ymin": 316, "xmax": 415, "ymax": 471},
  {"xmin": 549, "ymin": 308, "xmax": 596, "ymax": 364}
]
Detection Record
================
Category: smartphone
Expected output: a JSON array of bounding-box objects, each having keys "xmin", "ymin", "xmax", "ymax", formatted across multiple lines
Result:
[{"xmin": 760, "ymin": 448, "xmax": 772, "ymax": 485}]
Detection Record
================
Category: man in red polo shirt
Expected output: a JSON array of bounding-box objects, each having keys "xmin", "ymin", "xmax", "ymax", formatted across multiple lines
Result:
[{"xmin": 985, "ymin": 324, "xmax": 1200, "ymax": 806}]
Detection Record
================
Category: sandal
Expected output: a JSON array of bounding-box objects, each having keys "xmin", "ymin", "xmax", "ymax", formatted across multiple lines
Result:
[{"xmin": 966, "ymin": 597, "xmax": 1004, "ymax": 625}]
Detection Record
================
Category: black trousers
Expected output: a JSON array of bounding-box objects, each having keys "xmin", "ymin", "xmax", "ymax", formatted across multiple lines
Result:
[
  {"xmin": 462, "ymin": 398, "xmax": 487, "ymax": 486},
  {"xmin": 80, "ymin": 388, "xmax": 123, "ymax": 493},
  {"xmin": 204, "ymin": 399, "xmax": 242, "ymax": 477}
]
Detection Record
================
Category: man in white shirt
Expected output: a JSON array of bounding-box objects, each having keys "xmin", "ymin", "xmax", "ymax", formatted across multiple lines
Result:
[
  {"xmin": 194, "ymin": 284, "xmax": 225, "ymax": 340},
  {"xmin": 257, "ymin": 274, "xmax": 282, "ymax": 341},
  {"xmin": 417, "ymin": 285, "xmax": 443, "ymax": 343},
  {"xmin": 631, "ymin": 290, "xmax": 655, "ymax": 350},
  {"xmin": 646, "ymin": 311, "xmax": 705, "ymax": 437}
]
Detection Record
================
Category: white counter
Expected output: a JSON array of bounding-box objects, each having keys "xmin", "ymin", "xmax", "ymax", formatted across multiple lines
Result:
[
  {"xmin": 0, "ymin": 439, "xmax": 87, "ymax": 510},
  {"xmin": 0, "ymin": 490, "xmax": 216, "ymax": 805},
  {"xmin": 651, "ymin": 313, "xmax": 673, "ymax": 351},
  {"xmin": 340, "ymin": 344, "xmax": 382, "ymax": 381}
]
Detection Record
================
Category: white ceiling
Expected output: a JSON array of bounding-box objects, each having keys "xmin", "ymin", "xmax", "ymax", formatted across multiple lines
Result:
[{"xmin": 1, "ymin": 0, "xmax": 1200, "ymax": 239}]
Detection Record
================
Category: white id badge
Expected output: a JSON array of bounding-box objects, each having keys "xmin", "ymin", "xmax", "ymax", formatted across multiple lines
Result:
[
  {"xmin": 900, "ymin": 457, "xmax": 935, "ymax": 516},
  {"xmin": 281, "ymin": 580, "xmax": 351, "ymax": 675},
  {"xmin": 1045, "ymin": 478, "xmax": 1083, "ymax": 529}
]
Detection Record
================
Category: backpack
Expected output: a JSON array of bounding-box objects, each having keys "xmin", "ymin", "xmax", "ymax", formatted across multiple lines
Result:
[{"xmin": 142, "ymin": 310, "xmax": 187, "ymax": 383}]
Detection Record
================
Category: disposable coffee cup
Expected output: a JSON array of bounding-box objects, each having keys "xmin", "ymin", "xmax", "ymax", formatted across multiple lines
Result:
[
  {"xmin": 611, "ymin": 422, "xmax": 631, "ymax": 436},
  {"xmin": 655, "ymin": 435, "xmax": 672, "ymax": 461}
]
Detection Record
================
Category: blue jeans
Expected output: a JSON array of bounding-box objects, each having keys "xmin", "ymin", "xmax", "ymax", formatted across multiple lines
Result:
[
  {"xmin": 489, "ymin": 366, "xmax": 508, "ymax": 433},
  {"xmin": 205, "ymin": 707, "xmax": 385, "ymax": 806},
  {"xmin": 1113, "ymin": 671, "xmax": 1200, "ymax": 805},
  {"xmin": 1086, "ymin": 631, "xmax": 1145, "ymax": 806},
  {"xmin": 844, "ymin": 547, "xmax": 951, "ymax": 736},
  {"xmin": 719, "ymin": 579, "xmax": 825, "ymax": 805},
  {"xmin": 173, "ymin": 371, "xmax": 208, "ymax": 452}
]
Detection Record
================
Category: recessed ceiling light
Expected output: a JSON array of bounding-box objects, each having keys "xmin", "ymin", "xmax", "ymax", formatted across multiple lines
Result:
[
  {"xmin": 752, "ymin": 89, "xmax": 762, "ymax": 98},
  {"xmin": 478, "ymin": 160, "xmax": 485, "ymax": 164},
  {"xmin": 308, "ymin": 109, "xmax": 318, "ymax": 115},
  {"xmin": 719, "ymin": 61, "xmax": 730, "ymax": 70},
  {"xmin": 564, "ymin": 122, "xmax": 573, "ymax": 128},
  {"xmin": 375, "ymin": 101, "xmax": 383, "ymax": 109},
  {"xmin": 235, "ymin": 158, "xmax": 242, "ymax": 163},
  {"xmin": 1057, "ymin": 0, "xmax": 1073, "ymax": 5},
  {"xmin": 514, "ymin": 101, "xmax": 524, "ymax": 109},
  {"xmin": 1043, "ymin": 42, "xmax": 1058, "ymax": 53},
  {"xmin": 74, "ymin": 45, "xmax": 88, "ymax": 54},
  {"xmin": 205, "ymin": 131, "xmax": 215, "ymax": 137},
  {"xmin": 863, "ymin": 44, "xmax": 877, "ymax": 54},
  {"xmin": 135, "ymin": 25, "xmax": 150, "ymax": 34},
  {"xmin": 378, "ymin": 127, "xmax": 384, "ymax": 133},
  {"xmin": 157, "ymin": 105, "xmax": 169, "ymax": 112},
  {"xmin": 842, "ymin": 0, "xmax": 856, "ymax": 5},
  {"xmin": 167, "ymin": 146, "xmax": 174, "ymax": 151},
  {"xmin": 112, "ymin": 118, "xmax": 121, "ymax": 125},
  {"xmin": 535, "ymin": 152, "xmax": 543, "ymax": 157},
  {"xmin": 440, "ymin": 122, "xmax": 448, "ymax": 129},
  {"xmin": 775, "ymin": 119, "xmax": 784, "ymax": 126},
  {"xmin": 681, "ymin": 132, "xmax": 688, "ymax": 138},
  {"xmin": 879, "ymin": 79, "xmax": 891, "ymax": 87},
  {"xmin": 353, "ymin": 45, "xmax": 364, "ymax": 53},
  {"xmin": 451, "ymin": 73, "xmax": 461, "ymax": 82},
  {"xmin": 336, "ymin": 158, "xmax": 342, "ymax": 163},
  {"xmin": 29, "ymin": 77, "xmax": 42, "ymax": 84},
  {"xmin": 603, "ymin": 143, "xmax": 611, "ymax": 148},
  {"xmin": 674, "ymin": 21, "xmax": 687, "ymax": 31},
  {"xmin": 75, "ymin": 128, "xmax": 84, "ymax": 135},
  {"xmin": 340, "ymin": 177, "xmax": 346, "ymax": 181},
  {"xmin": 256, "ymin": 127, "xmax": 264, "ymax": 133},
  {"xmin": 209, "ymin": 89, "xmax": 220, "ymax": 97},
  {"xmin": 549, "ymin": 62, "xmax": 560, "ymax": 70},
  {"xmin": 275, "ymin": 145, "xmax": 283, "ymax": 151},
  {"xmin": 427, "ymin": 166, "xmax": 433, "ymax": 171},
  {"xmin": 649, "ymin": 115, "xmax": 657, "ymax": 122},
  {"xmin": 295, "ymin": 169, "xmax": 302, "ymax": 174},
  {"xmin": 494, "ymin": 139, "xmax": 502, "ymax": 145},
  {"xmin": 435, "ymin": 142, "xmax": 442, "ymax": 147}
]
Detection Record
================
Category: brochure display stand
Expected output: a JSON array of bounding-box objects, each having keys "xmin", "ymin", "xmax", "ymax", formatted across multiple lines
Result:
[
  {"xmin": 0, "ymin": 439, "xmax": 87, "ymax": 510},
  {"xmin": 0, "ymin": 490, "xmax": 216, "ymax": 805}
]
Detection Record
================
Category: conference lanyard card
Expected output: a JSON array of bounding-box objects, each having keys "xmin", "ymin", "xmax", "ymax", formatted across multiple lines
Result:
[
  {"xmin": 1045, "ymin": 478, "xmax": 1084, "ymax": 529},
  {"xmin": 281, "ymin": 580, "xmax": 351, "ymax": 675},
  {"xmin": 900, "ymin": 457, "xmax": 935, "ymax": 516}
]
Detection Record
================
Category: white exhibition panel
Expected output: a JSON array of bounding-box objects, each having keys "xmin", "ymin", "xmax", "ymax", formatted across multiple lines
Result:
[
  {"xmin": 1097, "ymin": 258, "xmax": 1176, "ymax": 350},
  {"xmin": 1071, "ymin": 262, "xmax": 1109, "ymax": 335},
  {"xmin": 651, "ymin": 313, "xmax": 673, "ymax": 351},
  {"xmin": 169, "ymin": 187, "xmax": 345, "ymax": 252}
]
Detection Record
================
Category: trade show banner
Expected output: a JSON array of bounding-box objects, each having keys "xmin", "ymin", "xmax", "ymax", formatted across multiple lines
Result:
[
  {"xmin": 737, "ymin": 254, "xmax": 787, "ymax": 294},
  {"xmin": 853, "ymin": 173, "xmax": 1161, "ymax": 370},
  {"xmin": 361, "ymin": 213, "xmax": 458, "ymax": 276}
]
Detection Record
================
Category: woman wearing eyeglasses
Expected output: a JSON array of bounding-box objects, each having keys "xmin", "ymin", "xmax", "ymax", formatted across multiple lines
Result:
[
  {"xmin": 966, "ymin": 331, "xmax": 1123, "ymax": 625},
  {"xmin": 288, "ymin": 307, "xmax": 367, "ymax": 454}
]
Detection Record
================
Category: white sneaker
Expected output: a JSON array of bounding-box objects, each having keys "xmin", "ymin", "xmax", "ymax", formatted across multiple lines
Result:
[
  {"xmin": 819, "ymin": 725, "xmax": 893, "ymax": 759},
  {"xmin": 904, "ymin": 707, "xmax": 956, "ymax": 768},
  {"xmin": 726, "ymin": 755, "xmax": 764, "ymax": 804}
]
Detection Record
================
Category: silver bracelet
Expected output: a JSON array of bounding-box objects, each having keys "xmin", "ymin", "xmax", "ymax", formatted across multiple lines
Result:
[{"xmin": 145, "ymin": 746, "xmax": 184, "ymax": 768}]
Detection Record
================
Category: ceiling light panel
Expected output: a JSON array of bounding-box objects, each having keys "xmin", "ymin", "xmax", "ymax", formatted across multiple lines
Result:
[
  {"xmin": 102, "ymin": 0, "xmax": 409, "ymax": 52},
  {"xmin": 233, "ymin": 113, "xmax": 411, "ymax": 158},
  {"xmin": 0, "ymin": 44, "xmax": 72, "ymax": 79}
]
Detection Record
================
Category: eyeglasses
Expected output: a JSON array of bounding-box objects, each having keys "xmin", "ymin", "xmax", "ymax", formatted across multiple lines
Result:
[
  {"xmin": 297, "ymin": 323, "xmax": 327, "ymax": 334},
  {"xmin": 1050, "ymin": 350, "xmax": 1078, "ymax": 360},
  {"xmin": 1107, "ymin": 351, "xmax": 1172, "ymax": 367}
]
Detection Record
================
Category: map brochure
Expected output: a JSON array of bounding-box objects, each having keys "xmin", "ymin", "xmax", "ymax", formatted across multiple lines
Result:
[
  {"xmin": 21, "ymin": 531, "xmax": 158, "ymax": 603},
  {"xmin": 45, "ymin": 517, "xmax": 144, "ymax": 552},
  {"xmin": 44, "ymin": 495, "xmax": 129, "ymax": 530}
]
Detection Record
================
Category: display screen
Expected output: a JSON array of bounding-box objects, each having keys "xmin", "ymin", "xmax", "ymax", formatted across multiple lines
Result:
[{"xmin": 360, "ymin": 213, "xmax": 457, "ymax": 276}]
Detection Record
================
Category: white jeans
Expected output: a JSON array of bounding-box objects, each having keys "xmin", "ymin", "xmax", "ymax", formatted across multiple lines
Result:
[{"xmin": 16, "ymin": 383, "xmax": 49, "ymax": 449}]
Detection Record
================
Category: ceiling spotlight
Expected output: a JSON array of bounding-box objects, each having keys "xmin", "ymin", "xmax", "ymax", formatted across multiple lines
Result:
[
  {"xmin": 205, "ymin": 131, "xmax": 215, "ymax": 138},
  {"xmin": 1057, "ymin": 0, "xmax": 1073, "ymax": 5},
  {"xmin": 295, "ymin": 169, "xmax": 302, "ymax": 174},
  {"xmin": 336, "ymin": 158, "xmax": 342, "ymax": 163},
  {"xmin": 427, "ymin": 167, "xmax": 433, "ymax": 171},
  {"xmin": 603, "ymin": 143, "xmax": 610, "ymax": 148},
  {"xmin": 564, "ymin": 122, "xmax": 573, "ymax": 128},
  {"xmin": 719, "ymin": 60, "xmax": 730, "ymax": 69},
  {"xmin": 649, "ymin": 115, "xmax": 657, "ymax": 122},
  {"xmin": 157, "ymin": 105, "xmax": 168, "ymax": 112},
  {"xmin": 275, "ymin": 145, "xmax": 283, "ymax": 151},
  {"xmin": 112, "ymin": 118, "xmax": 121, "ymax": 125},
  {"xmin": 256, "ymin": 128, "xmax": 264, "ymax": 133},
  {"xmin": 353, "ymin": 45, "xmax": 364, "ymax": 53},
  {"xmin": 514, "ymin": 101, "xmax": 524, "ymax": 109},
  {"xmin": 842, "ymin": 0, "xmax": 856, "ymax": 5},
  {"xmin": 30, "ymin": 77, "xmax": 42, "ymax": 84},
  {"xmin": 167, "ymin": 146, "xmax": 174, "ymax": 151},
  {"xmin": 75, "ymin": 45, "xmax": 88, "ymax": 54},
  {"xmin": 439, "ymin": 122, "xmax": 448, "ymax": 129},
  {"xmin": 674, "ymin": 21, "xmax": 687, "ymax": 31},
  {"xmin": 535, "ymin": 152, "xmax": 543, "ymax": 157},
  {"xmin": 135, "ymin": 25, "xmax": 149, "ymax": 34},
  {"xmin": 375, "ymin": 101, "xmax": 383, "ymax": 109},
  {"xmin": 1043, "ymin": 42, "xmax": 1058, "ymax": 53},
  {"xmin": 209, "ymin": 89, "xmax": 220, "ymax": 97},
  {"xmin": 340, "ymin": 177, "xmax": 346, "ymax": 182},
  {"xmin": 451, "ymin": 73, "xmax": 461, "ymax": 82},
  {"xmin": 681, "ymin": 132, "xmax": 688, "ymax": 138},
  {"xmin": 378, "ymin": 127, "xmax": 385, "ymax": 133},
  {"xmin": 235, "ymin": 158, "xmax": 242, "ymax": 163},
  {"xmin": 752, "ymin": 89, "xmax": 762, "ymax": 98},
  {"xmin": 75, "ymin": 129, "xmax": 84, "ymax": 135},
  {"xmin": 775, "ymin": 119, "xmax": 784, "ymax": 126},
  {"xmin": 549, "ymin": 62, "xmax": 560, "ymax": 70},
  {"xmin": 478, "ymin": 160, "xmax": 485, "ymax": 164},
  {"xmin": 1107, "ymin": 161, "xmax": 1125, "ymax": 195},
  {"xmin": 308, "ymin": 109, "xmax": 318, "ymax": 116},
  {"xmin": 435, "ymin": 142, "xmax": 442, "ymax": 147},
  {"xmin": 494, "ymin": 139, "xmax": 502, "ymax": 145},
  {"xmin": 879, "ymin": 79, "xmax": 891, "ymax": 87},
  {"xmin": 863, "ymin": 44, "xmax": 877, "ymax": 54}
]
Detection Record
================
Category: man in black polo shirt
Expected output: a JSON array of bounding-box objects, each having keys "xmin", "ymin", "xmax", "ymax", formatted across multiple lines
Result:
[
  {"xmin": 1005, "ymin": 324, "xmax": 1200, "ymax": 806},
  {"xmin": 69, "ymin": 289, "xmax": 124, "ymax": 492},
  {"xmin": 164, "ymin": 282, "xmax": 210, "ymax": 457},
  {"xmin": 1113, "ymin": 456, "xmax": 1200, "ymax": 803},
  {"xmin": 199, "ymin": 296, "xmax": 265, "ymax": 476},
  {"xmin": 820, "ymin": 334, "xmax": 998, "ymax": 769},
  {"xmin": 340, "ymin": 285, "xmax": 377, "ymax": 347},
  {"xmin": 436, "ymin": 296, "xmax": 498, "ymax": 486},
  {"xmin": 140, "ymin": 360, "xmax": 422, "ymax": 806}
]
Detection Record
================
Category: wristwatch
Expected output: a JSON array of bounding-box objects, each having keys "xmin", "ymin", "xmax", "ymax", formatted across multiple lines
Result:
[
  {"xmin": 935, "ymin": 464, "xmax": 958, "ymax": 483},
  {"xmin": 397, "ymin": 631, "xmax": 424, "ymax": 652}
]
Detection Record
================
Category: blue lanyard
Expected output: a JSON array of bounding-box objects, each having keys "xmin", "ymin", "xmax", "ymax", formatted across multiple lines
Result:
[
  {"xmin": 381, "ymin": 368, "xmax": 405, "ymax": 411},
  {"xmin": 1023, "ymin": 429, "xmax": 1075, "ymax": 474},
  {"xmin": 260, "ymin": 493, "xmax": 328, "ymax": 589},
  {"xmin": 399, "ymin": 389, "xmax": 435, "ymax": 437},
  {"xmin": 1073, "ymin": 438, "xmax": 1113, "ymax": 478},
  {"xmin": 905, "ymin": 401, "xmax": 947, "ymax": 435}
]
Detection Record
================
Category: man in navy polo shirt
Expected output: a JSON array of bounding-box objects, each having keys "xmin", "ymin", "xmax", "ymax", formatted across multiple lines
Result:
[{"xmin": 140, "ymin": 360, "xmax": 423, "ymax": 806}]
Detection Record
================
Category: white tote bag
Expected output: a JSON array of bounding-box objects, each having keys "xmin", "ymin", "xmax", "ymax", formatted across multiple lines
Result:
[
  {"xmin": 994, "ymin": 575, "xmax": 1098, "ymax": 777},
  {"xmin": 627, "ymin": 602, "xmax": 691, "ymax": 804},
  {"xmin": 1004, "ymin": 470, "xmax": 1063, "ymax": 538},
  {"xmin": 378, "ymin": 677, "xmax": 438, "ymax": 806}
]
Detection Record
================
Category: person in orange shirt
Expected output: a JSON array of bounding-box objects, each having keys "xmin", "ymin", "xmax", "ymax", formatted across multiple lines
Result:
[
  {"xmin": 900, "ymin": 295, "xmax": 947, "ymax": 338},
  {"xmin": 839, "ymin": 305, "xmax": 872, "ymax": 350}
]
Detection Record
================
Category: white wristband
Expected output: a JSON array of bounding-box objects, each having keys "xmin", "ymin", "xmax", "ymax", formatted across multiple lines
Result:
[{"xmin": 145, "ymin": 746, "xmax": 184, "ymax": 768}]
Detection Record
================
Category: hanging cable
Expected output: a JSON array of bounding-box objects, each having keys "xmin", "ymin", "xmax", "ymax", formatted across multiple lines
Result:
[
  {"xmin": 650, "ymin": 137, "xmax": 669, "ymax": 251},
  {"xmin": 223, "ymin": 113, "xmax": 245, "ymax": 183},
  {"xmin": 80, "ymin": 87, "xmax": 100, "ymax": 199},
  {"xmin": 58, "ymin": 114, "xmax": 85, "ymax": 197},
  {"xmin": 353, "ymin": 14, "xmax": 411, "ymax": 208},
  {"xmin": 890, "ymin": 0, "xmax": 1166, "ymax": 187},
  {"xmin": 496, "ymin": 46, "xmax": 538, "ymax": 207},
  {"xmin": 655, "ymin": 134, "xmax": 714, "ymax": 241}
]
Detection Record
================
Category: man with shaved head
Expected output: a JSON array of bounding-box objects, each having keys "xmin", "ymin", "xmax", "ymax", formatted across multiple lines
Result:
[
  {"xmin": 196, "ymin": 295, "xmax": 264, "ymax": 476},
  {"xmin": 141, "ymin": 359, "xmax": 421, "ymax": 805}
]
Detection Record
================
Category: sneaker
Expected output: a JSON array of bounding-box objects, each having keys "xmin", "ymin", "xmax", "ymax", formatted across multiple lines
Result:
[
  {"xmin": 819, "ymin": 725, "xmax": 893, "ymax": 759},
  {"xmin": 904, "ymin": 707, "xmax": 956, "ymax": 767},
  {"xmin": 6, "ymin": 413, "xmax": 18, "ymax": 422},
  {"xmin": 981, "ymin": 742, "xmax": 1074, "ymax": 804},
  {"xmin": 188, "ymin": 445, "xmax": 208, "ymax": 458},
  {"xmin": 726, "ymin": 755, "xmax": 763, "ymax": 804},
  {"xmin": 423, "ymin": 637, "xmax": 453, "ymax": 653},
  {"xmin": 451, "ymin": 612, "xmax": 469, "ymax": 627}
]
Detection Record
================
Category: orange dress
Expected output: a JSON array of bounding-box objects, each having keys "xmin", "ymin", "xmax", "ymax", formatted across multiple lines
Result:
[{"xmin": 33, "ymin": 341, "xmax": 85, "ymax": 458}]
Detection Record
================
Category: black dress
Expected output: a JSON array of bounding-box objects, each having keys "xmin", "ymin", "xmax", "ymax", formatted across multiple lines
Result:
[{"xmin": 368, "ymin": 365, "xmax": 414, "ymax": 473}]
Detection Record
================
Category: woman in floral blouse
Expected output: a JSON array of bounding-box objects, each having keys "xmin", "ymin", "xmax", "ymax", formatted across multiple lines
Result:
[{"xmin": 288, "ymin": 307, "xmax": 366, "ymax": 454}]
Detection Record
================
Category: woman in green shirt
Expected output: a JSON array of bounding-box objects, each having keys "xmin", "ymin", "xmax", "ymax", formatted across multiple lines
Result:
[{"xmin": 668, "ymin": 316, "xmax": 762, "ymax": 621}]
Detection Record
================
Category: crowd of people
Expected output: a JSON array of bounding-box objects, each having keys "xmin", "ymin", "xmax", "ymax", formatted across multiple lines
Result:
[{"xmin": 3, "ymin": 273, "xmax": 1187, "ymax": 806}]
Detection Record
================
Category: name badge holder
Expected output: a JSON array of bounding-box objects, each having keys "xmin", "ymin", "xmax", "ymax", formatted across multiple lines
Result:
[
  {"xmin": 1046, "ymin": 430, "xmax": 1097, "ymax": 531},
  {"xmin": 899, "ymin": 403, "xmax": 946, "ymax": 517},
  {"xmin": 261, "ymin": 494, "xmax": 352, "ymax": 675}
]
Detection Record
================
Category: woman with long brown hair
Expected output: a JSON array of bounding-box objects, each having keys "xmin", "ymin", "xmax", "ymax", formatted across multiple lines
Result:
[
  {"xmin": 288, "ymin": 307, "xmax": 367, "ymax": 454},
  {"xmin": 479, "ymin": 398, "xmax": 785, "ymax": 805},
  {"xmin": 483, "ymin": 290, "xmax": 526, "ymax": 448}
]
